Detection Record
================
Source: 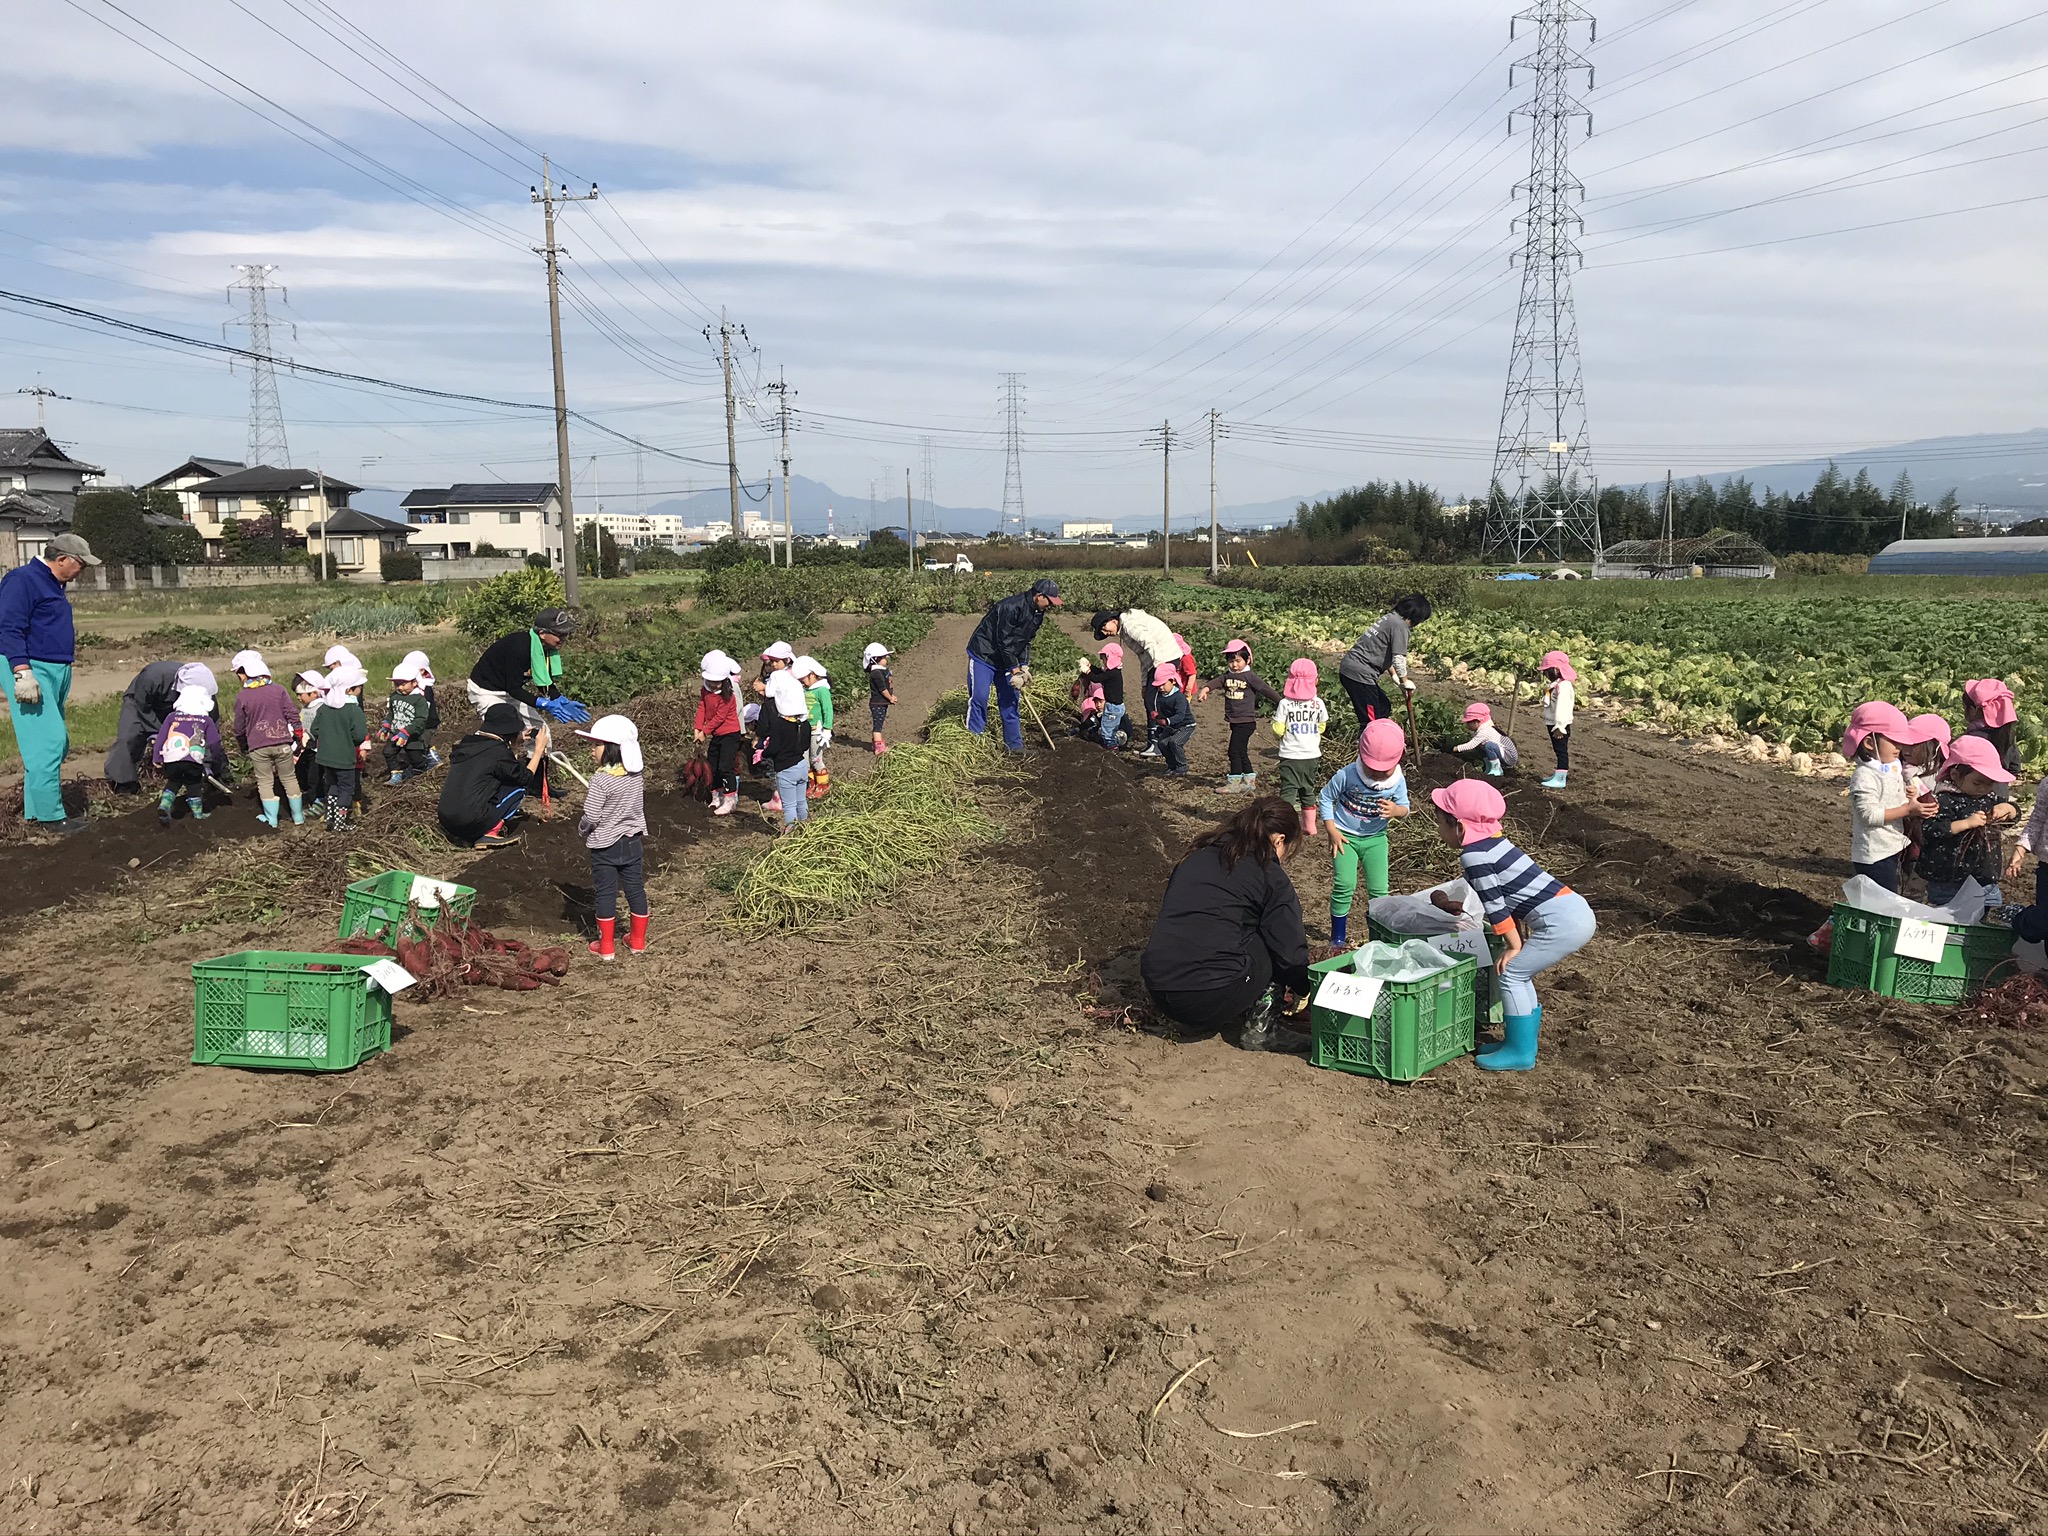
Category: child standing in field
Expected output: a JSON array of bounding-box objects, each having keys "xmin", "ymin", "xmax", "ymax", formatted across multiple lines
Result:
[
  {"xmin": 399, "ymin": 650, "xmax": 442, "ymax": 768},
  {"xmin": 151, "ymin": 680, "xmax": 226, "ymax": 827},
  {"xmin": 575, "ymin": 714, "xmax": 649, "ymax": 961},
  {"xmin": 1963, "ymin": 679, "xmax": 2023, "ymax": 779},
  {"xmin": 754, "ymin": 640, "xmax": 795, "ymax": 700},
  {"xmin": 230, "ymin": 650, "xmax": 303, "ymax": 828},
  {"xmin": 1898, "ymin": 713, "xmax": 1952, "ymax": 882},
  {"xmin": 293, "ymin": 669, "xmax": 327, "ymax": 809},
  {"xmin": 381, "ymin": 662, "xmax": 434, "ymax": 785},
  {"xmin": 1918, "ymin": 735, "xmax": 2018, "ymax": 907},
  {"xmin": 1271, "ymin": 658, "xmax": 1329, "ymax": 832},
  {"xmin": 798, "ymin": 655, "xmax": 833, "ymax": 799},
  {"xmin": 1149, "ymin": 665, "xmax": 1196, "ymax": 777},
  {"xmin": 758, "ymin": 671, "xmax": 814, "ymax": 829},
  {"xmin": 1453, "ymin": 701, "xmax": 1519, "ymax": 778},
  {"xmin": 314, "ymin": 664, "xmax": 370, "ymax": 832},
  {"xmin": 1428, "ymin": 779, "xmax": 1596, "ymax": 1072},
  {"xmin": 1088, "ymin": 641, "xmax": 1129, "ymax": 750},
  {"xmin": 694, "ymin": 648, "xmax": 745, "ymax": 817},
  {"xmin": 1318, "ymin": 719, "xmax": 1410, "ymax": 947},
  {"xmin": 864, "ymin": 642, "xmax": 897, "ymax": 755},
  {"xmin": 1842, "ymin": 701, "xmax": 1931, "ymax": 894},
  {"xmin": 1198, "ymin": 639, "xmax": 1280, "ymax": 794},
  {"xmin": 1539, "ymin": 650, "xmax": 1576, "ymax": 789}
]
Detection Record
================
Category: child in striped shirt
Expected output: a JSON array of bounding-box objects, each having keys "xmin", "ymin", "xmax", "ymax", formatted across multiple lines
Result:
[
  {"xmin": 574, "ymin": 714, "xmax": 649, "ymax": 960},
  {"xmin": 1428, "ymin": 778, "xmax": 1595, "ymax": 1072}
]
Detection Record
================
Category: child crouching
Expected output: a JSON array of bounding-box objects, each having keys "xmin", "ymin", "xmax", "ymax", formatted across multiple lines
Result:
[
  {"xmin": 1149, "ymin": 665, "xmax": 1195, "ymax": 776},
  {"xmin": 1454, "ymin": 702, "xmax": 1519, "ymax": 778},
  {"xmin": 575, "ymin": 715, "xmax": 650, "ymax": 960},
  {"xmin": 1318, "ymin": 718, "xmax": 1409, "ymax": 946}
]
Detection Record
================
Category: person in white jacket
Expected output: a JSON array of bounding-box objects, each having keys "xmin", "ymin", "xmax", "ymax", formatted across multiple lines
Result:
[
  {"xmin": 1092, "ymin": 608, "xmax": 1180, "ymax": 756},
  {"xmin": 1538, "ymin": 649, "xmax": 1577, "ymax": 789}
]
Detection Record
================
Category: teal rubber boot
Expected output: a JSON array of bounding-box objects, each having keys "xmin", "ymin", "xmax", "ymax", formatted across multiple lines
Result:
[
  {"xmin": 156, "ymin": 789, "xmax": 175, "ymax": 827},
  {"xmin": 186, "ymin": 796, "xmax": 210, "ymax": 821},
  {"xmin": 1485, "ymin": 759, "xmax": 1503, "ymax": 777},
  {"xmin": 287, "ymin": 795, "xmax": 304, "ymax": 825},
  {"xmin": 259, "ymin": 797, "xmax": 279, "ymax": 827},
  {"xmin": 1478, "ymin": 1007, "xmax": 1540, "ymax": 1071},
  {"xmin": 1540, "ymin": 770, "xmax": 1568, "ymax": 789}
]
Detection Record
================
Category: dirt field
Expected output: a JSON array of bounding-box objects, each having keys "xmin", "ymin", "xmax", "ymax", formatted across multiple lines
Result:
[{"xmin": 2, "ymin": 611, "xmax": 2044, "ymax": 1536}]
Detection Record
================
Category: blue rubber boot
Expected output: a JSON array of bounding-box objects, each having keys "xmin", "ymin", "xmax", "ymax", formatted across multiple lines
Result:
[
  {"xmin": 1485, "ymin": 760, "xmax": 1503, "ymax": 777},
  {"xmin": 1478, "ymin": 1007, "xmax": 1540, "ymax": 1071},
  {"xmin": 186, "ymin": 796, "xmax": 209, "ymax": 822},
  {"xmin": 287, "ymin": 795, "xmax": 304, "ymax": 825},
  {"xmin": 1330, "ymin": 912, "xmax": 1349, "ymax": 946},
  {"xmin": 259, "ymin": 797, "xmax": 279, "ymax": 827},
  {"xmin": 1540, "ymin": 770, "xmax": 1568, "ymax": 789}
]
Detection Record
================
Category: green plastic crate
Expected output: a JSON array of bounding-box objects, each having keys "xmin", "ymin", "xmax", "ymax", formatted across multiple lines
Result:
[
  {"xmin": 338, "ymin": 869, "xmax": 476, "ymax": 942},
  {"xmin": 192, "ymin": 951, "xmax": 394, "ymax": 1071},
  {"xmin": 1308, "ymin": 945, "xmax": 1477, "ymax": 1082},
  {"xmin": 1368, "ymin": 917, "xmax": 1508, "ymax": 1027},
  {"xmin": 1825, "ymin": 904, "xmax": 2015, "ymax": 1006}
]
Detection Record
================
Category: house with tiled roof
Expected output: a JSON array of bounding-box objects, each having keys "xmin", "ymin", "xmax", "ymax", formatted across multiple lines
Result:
[
  {"xmin": 0, "ymin": 429, "xmax": 104, "ymax": 561},
  {"xmin": 403, "ymin": 482, "xmax": 563, "ymax": 567},
  {"xmin": 141, "ymin": 454, "xmax": 247, "ymax": 518},
  {"xmin": 190, "ymin": 465, "xmax": 361, "ymax": 560}
]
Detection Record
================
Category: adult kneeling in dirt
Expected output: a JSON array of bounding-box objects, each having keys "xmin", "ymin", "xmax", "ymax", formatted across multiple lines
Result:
[
  {"xmin": 440, "ymin": 703, "xmax": 550, "ymax": 849},
  {"xmin": 1337, "ymin": 593, "xmax": 1431, "ymax": 731},
  {"xmin": 966, "ymin": 578, "xmax": 1061, "ymax": 749},
  {"xmin": 1140, "ymin": 795, "xmax": 1315, "ymax": 1052},
  {"xmin": 468, "ymin": 606, "xmax": 589, "ymax": 734},
  {"xmin": 0, "ymin": 532, "xmax": 100, "ymax": 832},
  {"xmin": 106, "ymin": 659, "xmax": 218, "ymax": 795},
  {"xmin": 1091, "ymin": 605, "xmax": 1180, "ymax": 755}
]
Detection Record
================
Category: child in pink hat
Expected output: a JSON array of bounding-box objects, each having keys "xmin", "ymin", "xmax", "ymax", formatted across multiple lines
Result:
[
  {"xmin": 1271, "ymin": 659, "xmax": 1330, "ymax": 832},
  {"xmin": 1918, "ymin": 734, "xmax": 2018, "ymax": 907},
  {"xmin": 1316, "ymin": 718, "xmax": 1410, "ymax": 948},
  {"xmin": 1084, "ymin": 641, "xmax": 1131, "ymax": 750},
  {"xmin": 1842, "ymin": 701, "xmax": 1933, "ymax": 894},
  {"xmin": 1198, "ymin": 638, "xmax": 1279, "ymax": 794},
  {"xmin": 1538, "ymin": 650, "xmax": 1577, "ymax": 789},
  {"xmin": 1149, "ymin": 664, "xmax": 1196, "ymax": 777},
  {"xmin": 1427, "ymin": 779, "xmax": 1595, "ymax": 1071},
  {"xmin": 1453, "ymin": 700, "xmax": 1519, "ymax": 778},
  {"xmin": 1963, "ymin": 678, "xmax": 2021, "ymax": 779}
]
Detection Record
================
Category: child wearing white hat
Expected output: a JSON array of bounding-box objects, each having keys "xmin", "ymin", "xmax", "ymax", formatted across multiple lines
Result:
[
  {"xmin": 795, "ymin": 655, "xmax": 833, "ymax": 799},
  {"xmin": 381, "ymin": 661, "xmax": 435, "ymax": 785},
  {"xmin": 863, "ymin": 642, "xmax": 897, "ymax": 756},
  {"xmin": 230, "ymin": 650, "xmax": 305, "ymax": 827},
  {"xmin": 757, "ymin": 670, "xmax": 813, "ymax": 829},
  {"xmin": 574, "ymin": 714, "xmax": 650, "ymax": 960},
  {"xmin": 694, "ymin": 649, "xmax": 745, "ymax": 816}
]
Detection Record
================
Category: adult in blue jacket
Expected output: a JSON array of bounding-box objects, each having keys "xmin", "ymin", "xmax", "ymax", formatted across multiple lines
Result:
[
  {"xmin": 0, "ymin": 532, "xmax": 100, "ymax": 833},
  {"xmin": 965, "ymin": 578, "xmax": 1061, "ymax": 749}
]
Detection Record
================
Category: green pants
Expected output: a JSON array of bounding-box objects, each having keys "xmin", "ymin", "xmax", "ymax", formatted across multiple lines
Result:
[
  {"xmin": 1330, "ymin": 829, "xmax": 1389, "ymax": 918},
  {"xmin": 5, "ymin": 660, "xmax": 72, "ymax": 823}
]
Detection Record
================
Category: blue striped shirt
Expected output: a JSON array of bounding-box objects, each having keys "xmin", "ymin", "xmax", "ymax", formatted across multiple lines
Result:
[{"xmin": 1460, "ymin": 836, "xmax": 1565, "ymax": 928}]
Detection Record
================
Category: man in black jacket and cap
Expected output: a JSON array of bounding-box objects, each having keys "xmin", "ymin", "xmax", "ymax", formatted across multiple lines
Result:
[
  {"xmin": 438, "ymin": 702, "xmax": 550, "ymax": 848},
  {"xmin": 965, "ymin": 578, "xmax": 1060, "ymax": 749}
]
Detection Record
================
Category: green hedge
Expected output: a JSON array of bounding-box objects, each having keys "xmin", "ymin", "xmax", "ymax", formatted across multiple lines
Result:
[
  {"xmin": 699, "ymin": 566, "xmax": 1161, "ymax": 617},
  {"xmin": 1210, "ymin": 565, "xmax": 1470, "ymax": 611}
]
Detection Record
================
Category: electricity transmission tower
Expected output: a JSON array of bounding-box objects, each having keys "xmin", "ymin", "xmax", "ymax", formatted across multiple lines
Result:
[
  {"xmin": 919, "ymin": 436, "xmax": 936, "ymax": 543},
  {"xmin": 999, "ymin": 373, "xmax": 1026, "ymax": 538},
  {"xmin": 227, "ymin": 265, "xmax": 292, "ymax": 467},
  {"xmin": 1482, "ymin": 0, "xmax": 1602, "ymax": 565}
]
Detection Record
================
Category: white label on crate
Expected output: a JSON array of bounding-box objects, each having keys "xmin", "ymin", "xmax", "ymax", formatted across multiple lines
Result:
[
  {"xmin": 1895, "ymin": 918, "xmax": 1949, "ymax": 963},
  {"xmin": 409, "ymin": 875, "xmax": 461, "ymax": 909},
  {"xmin": 361, "ymin": 959, "xmax": 417, "ymax": 995},
  {"xmin": 1314, "ymin": 971, "xmax": 1384, "ymax": 1019},
  {"xmin": 1434, "ymin": 929, "xmax": 1494, "ymax": 969}
]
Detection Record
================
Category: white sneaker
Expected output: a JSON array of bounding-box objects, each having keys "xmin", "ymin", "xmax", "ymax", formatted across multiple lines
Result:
[{"xmin": 712, "ymin": 791, "xmax": 735, "ymax": 816}]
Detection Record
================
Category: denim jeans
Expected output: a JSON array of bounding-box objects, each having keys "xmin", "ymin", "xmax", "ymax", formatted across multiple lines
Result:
[
  {"xmin": 590, "ymin": 834, "xmax": 647, "ymax": 918},
  {"xmin": 964, "ymin": 654, "xmax": 1023, "ymax": 750},
  {"xmin": 774, "ymin": 760, "xmax": 810, "ymax": 825},
  {"xmin": 1499, "ymin": 890, "xmax": 1597, "ymax": 1016},
  {"xmin": 1158, "ymin": 724, "xmax": 1193, "ymax": 774},
  {"xmin": 1098, "ymin": 702, "xmax": 1127, "ymax": 748}
]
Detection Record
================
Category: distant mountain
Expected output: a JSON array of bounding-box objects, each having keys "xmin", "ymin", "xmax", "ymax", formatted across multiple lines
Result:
[
  {"xmin": 1629, "ymin": 429, "xmax": 2048, "ymax": 513},
  {"xmin": 645, "ymin": 476, "xmax": 1002, "ymax": 536}
]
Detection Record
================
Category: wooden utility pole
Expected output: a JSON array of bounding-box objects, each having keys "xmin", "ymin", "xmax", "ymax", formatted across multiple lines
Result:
[
  {"xmin": 532, "ymin": 153, "xmax": 598, "ymax": 603},
  {"xmin": 718, "ymin": 308, "xmax": 741, "ymax": 541},
  {"xmin": 1161, "ymin": 418, "xmax": 1172, "ymax": 577},
  {"xmin": 768, "ymin": 368, "xmax": 794, "ymax": 566},
  {"xmin": 906, "ymin": 469, "xmax": 916, "ymax": 575},
  {"xmin": 1208, "ymin": 408, "xmax": 1220, "ymax": 578},
  {"xmin": 1661, "ymin": 469, "xmax": 1674, "ymax": 570}
]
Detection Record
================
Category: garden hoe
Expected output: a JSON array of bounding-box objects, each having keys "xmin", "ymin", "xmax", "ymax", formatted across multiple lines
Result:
[{"xmin": 1021, "ymin": 690, "xmax": 1058, "ymax": 752}]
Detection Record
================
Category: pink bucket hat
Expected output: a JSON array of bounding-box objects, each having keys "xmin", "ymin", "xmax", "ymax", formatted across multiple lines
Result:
[
  {"xmin": 1098, "ymin": 641, "xmax": 1124, "ymax": 669},
  {"xmin": 1222, "ymin": 638, "xmax": 1250, "ymax": 659},
  {"xmin": 1943, "ymin": 734, "xmax": 2016, "ymax": 785},
  {"xmin": 1539, "ymin": 649, "xmax": 1578, "ymax": 682},
  {"xmin": 1359, "ymin": 718, "xmax": 1405, "ymax": 772},
  {"xmin": 1283, "ymin": 658, "xmax": 1319, "ymax": 701},
  {"xmin": 1965, "ymin": 678, "xmax": 2018, "ymax": 728},
  {"xmin": 1840, "ymin": 700, "xmax": 1913, "ymax": 758},
  {"xmin": 1906, "ymin": 713, "xmax": 1952, "ymax": 751},
  {"xmin": 1430, "ymin": 779, "xmax": 1505, "ymax": 844},
  {"xmin": 1151, "ymin": 664, "xmax": 1181, "ymax": 688},
  {"xmin": 1463, "ymin": 701, "xmax": 1492, "ymax": 724}
]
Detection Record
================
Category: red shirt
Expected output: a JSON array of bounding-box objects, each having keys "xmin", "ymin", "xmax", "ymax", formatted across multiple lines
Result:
[{"xmin": 694, "ymin": 685, "xmax": 740, "ymax": 736}]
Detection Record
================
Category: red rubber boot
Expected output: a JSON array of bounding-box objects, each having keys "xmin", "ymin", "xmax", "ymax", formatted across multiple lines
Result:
[
  {"xmin": 627, "ymin": 911, "xmax": 649, "ymax": 954},
  {"xmin": 589, "ymin": 917, "xmax": 616, "ymax": 962}
]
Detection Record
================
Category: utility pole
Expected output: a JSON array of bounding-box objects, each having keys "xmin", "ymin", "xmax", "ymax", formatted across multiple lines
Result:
[
  {"xmin": 920, "ymin": 436, "xmax": 936, "ymax": 547},
  {"xmin": 16, "ymin": 386, "xmax": 68, "ymax": 433},
  {"xmin": 1481, "ymin": 0, "xmax": 1602, "ymax": 565},
  {"xmin": 227, "ymin": 265, "xmax": 293, "ymax": 468},
  {"xmin": 1159, "ymin": 419, "xmax": 1173, "ymax": 576},
  {"xmin": 767, "ymin": 369, "xmax": 794, "ymax": 566},
  {"xmin": 1208, "ymin": 408, "xmax": 1221, "ymax": 578},
  {"xmin": 716, "ymin": 309, "xmax": 742, "ymax": 540},
  {"xmin": 532, "ymin": 155, "xmax": 598, "ymax": 602},
  {"xmin": 906, "ymin": 469, "xmax": 915, "ymax": 575},
  {"xmin": 1661, "ymin": 469, "xmax": 1674, "ymax": 569}
]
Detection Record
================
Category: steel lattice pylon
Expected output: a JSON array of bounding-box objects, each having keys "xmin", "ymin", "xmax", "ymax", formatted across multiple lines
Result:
[
  {"xmin": 1483, "ymin": 0, "xmax": 1601, "ymax": 564},
  {"xmin": 999, "ymin": 373, "xmax": 1026, "ymax": 537},
  {"xmin": 228, "ymin": 264, "xmax": 291, "ymax": 468}
]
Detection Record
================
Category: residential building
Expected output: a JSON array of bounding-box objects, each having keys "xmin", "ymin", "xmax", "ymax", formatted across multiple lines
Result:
[
  {"xmin": 189, "ymin": 466, "xmax": 362, "ymax": 560},
  {"xmin": 584, "ymin": 511, "xmax": 684, "ymax": 551},
  {"xmin": 1060, "ymin": 520, "xmax": 1115, "ymax": 539},
  {"xmin": 0, "ymin": 430, "xmax": 104, "ymax": 554},
  {"xmin": 402, "ymin": 483, "xmax": 563, "ymax": 566},
  {"xmin": 304, "ymin": 507, "xmax": 416, "ymax": 581},
  {"xmin": 141, "ymin": 455, "xmax": 247, "ymax": 518}
]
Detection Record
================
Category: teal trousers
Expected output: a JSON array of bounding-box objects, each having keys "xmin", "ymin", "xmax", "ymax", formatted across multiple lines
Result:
[{"xmin": 5, "ymin": 660, "xmax": 72, "ymax": 823}]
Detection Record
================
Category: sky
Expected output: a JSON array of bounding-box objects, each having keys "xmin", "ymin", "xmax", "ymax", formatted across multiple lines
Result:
[{"xmin": 5, "ymin": 0, "xmax": 2048, "ymax": 530}]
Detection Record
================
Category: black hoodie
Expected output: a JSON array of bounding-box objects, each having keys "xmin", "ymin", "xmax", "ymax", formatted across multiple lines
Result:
[{"xmin": 438, "ymin": 731, "xmax": 536, "ymax": 841}]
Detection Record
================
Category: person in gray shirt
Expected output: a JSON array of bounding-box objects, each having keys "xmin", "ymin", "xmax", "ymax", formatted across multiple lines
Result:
[{"xmin": 1336, "ymin": 594, "xmax": 1432, "ymax": 732}]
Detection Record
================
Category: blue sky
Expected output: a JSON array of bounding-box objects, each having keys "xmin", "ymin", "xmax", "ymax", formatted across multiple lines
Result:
[{"xmin": 6, "ymin": 0, "xmax": 2048, "ymax": 526}]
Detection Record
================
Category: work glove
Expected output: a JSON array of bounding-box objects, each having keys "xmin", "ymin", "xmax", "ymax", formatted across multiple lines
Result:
[
  {"xmin": 1075, "ymin": 659, "xmax": 1092, "ymax": 677},
  {"xmin": 1011, "ymin": 666, "xmax": 1032, "ymax": 686},
  {"xmin": 1400, "ymin": 677, "xmax": 1417, "ymax": 695},
  {"xmin": 11, "ymin": 668, "xmax": 39, "ymax": 706},
  {"xmin": 552, "ymin": 696, "xmax": 593, "ymax": 725}
]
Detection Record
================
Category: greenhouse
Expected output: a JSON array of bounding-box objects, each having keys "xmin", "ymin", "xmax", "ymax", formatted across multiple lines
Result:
[
  {"xmin": 1593, "ymin": 529, "xmax": 1777, "ymax": 580},
  {"xmin": 1868, "ymin": 536, "xmax": 2048, "ymax": 576}
]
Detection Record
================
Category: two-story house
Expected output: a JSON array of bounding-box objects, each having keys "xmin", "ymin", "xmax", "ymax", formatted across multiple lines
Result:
[
  {"xmin": 189, "ymin": 466, "xmax": 362, "ymax": 560},
  {"xmin": 140, "ymin": 455, "xmax": 247, "ymax": 519},
  {"xmin": 402, "ymin": 483, "xmax": 563, "ymax": 566},
  {"xmin": 303, "ymin": 506, "xmax": 417, "ymax": 581},
  {"xmin": 0, "ymin": 430, "xmax": 104, "ymax": 562}
]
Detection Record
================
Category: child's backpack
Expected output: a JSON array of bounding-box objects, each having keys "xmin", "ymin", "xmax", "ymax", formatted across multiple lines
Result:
[{"xmin": 160, "ymin": 716, "xmax": 205, "ymax": 765}]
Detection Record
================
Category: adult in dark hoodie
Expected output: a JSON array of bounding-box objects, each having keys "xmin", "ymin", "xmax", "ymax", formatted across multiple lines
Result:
[
  {"xmin": 105, "ymin": 659, "xmax": 195, "ymax": 793},
  {"xmin": 965, "ymin": 578, "xmax": 1060, "ymax": 749},
  {"xmin": 438, "ymin": 703, "xmax": 549, "ymax": 847}
]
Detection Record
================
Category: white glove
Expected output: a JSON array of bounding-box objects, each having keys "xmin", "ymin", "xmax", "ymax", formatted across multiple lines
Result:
[
  {"xmin": 1400, "ymin": 677, "xmax": 1417, "ymax": 695},
  {"xmin": 818, "ymin": 728, "xmax": 832, "ymax": 751},
  {"xmin": 1012, "ymin": 665, "xmax": 1032, "ymax": 686},
  {"xmin": 11, "ymin": 668, "xmax": 39, "ymax": 706}
]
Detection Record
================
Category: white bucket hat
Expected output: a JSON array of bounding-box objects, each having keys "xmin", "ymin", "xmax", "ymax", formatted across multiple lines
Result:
[
  {"xmin": 324, "ymin": 645, "xmax": 360, "ymax": 669},
  {"xmin": 861, "ymin": 642, "xmax": 892, "ymax": 667},
  {"xmin": 399, "ymin": 649, "xmax": 435, "ymax": 684},
  {"xmin": 231, "ymin": 649, "xmax": 269, "ymax": 678},
  {"xmin": 391, "ymin": 659, "xmax": 422, "ymax": 682},
  {"xmin": 700, "ymin": 648, "xmax": 736, "ymax": 683},
  {"xmin": 761, "ymin": 641, "xmax": 796, "ymax": 663},
  {"xmin": 575, "ymin": 714, "xmax": 643, "ymax": 773},
  {"xmin": 176, "ymin": 661, "xmax": 218, "ymax": 697},
  {"xmin": 295, "ymin": 669, "xmax": 325, "ymax": 692},
  {"xmin": 766, "ymin": 671, "xmax": 807, "ymax": 718},
  {"xmin": 793, "ymin": 655, "xmax": 826, "ymax": 681},
  {"xmin": 172, "ymin": 685, "xmax": 213, "ymax": 716},
  {"xmin": 324, "ymin": 663, "xmax": 367, "ymax": 707}
]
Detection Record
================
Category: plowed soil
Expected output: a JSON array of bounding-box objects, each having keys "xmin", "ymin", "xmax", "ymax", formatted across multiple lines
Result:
[{"xmin": 1, "ymin": 613, "xmax": 2043, "ymax": 1536}]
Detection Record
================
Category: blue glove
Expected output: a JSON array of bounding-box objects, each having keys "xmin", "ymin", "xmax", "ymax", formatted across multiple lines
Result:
[
  {"xmin": 533, "ymin": 697, "xmax": 566, "ymax": 722},
  {"xmin": 550, "ymin": 696, "xmax": 592, "ymax": 725}
]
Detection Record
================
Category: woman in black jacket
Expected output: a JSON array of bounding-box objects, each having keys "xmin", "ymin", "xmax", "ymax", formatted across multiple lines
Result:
[
  {"xmin": 1140, "ymin": 796, "xmax": 1314, "ymax": 1051},
  {"xmin": 438, "ymin": 703, "xmax": 549, "ymax": 848}
]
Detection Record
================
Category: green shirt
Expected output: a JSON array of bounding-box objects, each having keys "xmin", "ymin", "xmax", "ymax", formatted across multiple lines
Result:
[
  {"xmin": 313, "ymin": 699, "xmax": 368, "ymax": 768},
  {"xmin": 806, "ymin": 682, "xmax": 833, "ymax": 731}
]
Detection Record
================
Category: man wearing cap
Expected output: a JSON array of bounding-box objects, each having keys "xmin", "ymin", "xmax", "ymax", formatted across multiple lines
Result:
[
  {"xmin": 0, "ymin": 532, "xmax": 101, "ymax": 832},
  {"xmin": 439, "ymin": 701, "xmax": 551, "ymax": 848},
  {"xmin": 468, "ymin": 606, "xmax": 587, "ymax": 732},
  {"xmin": 966, "ymin": 578, "xmax": 1061, "ymax": 749}
]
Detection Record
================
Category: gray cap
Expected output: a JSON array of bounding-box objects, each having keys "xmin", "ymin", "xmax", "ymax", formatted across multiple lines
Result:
[{"xmin": 47, "ymin": 533, "xmax": 101, "ymax": 566}]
